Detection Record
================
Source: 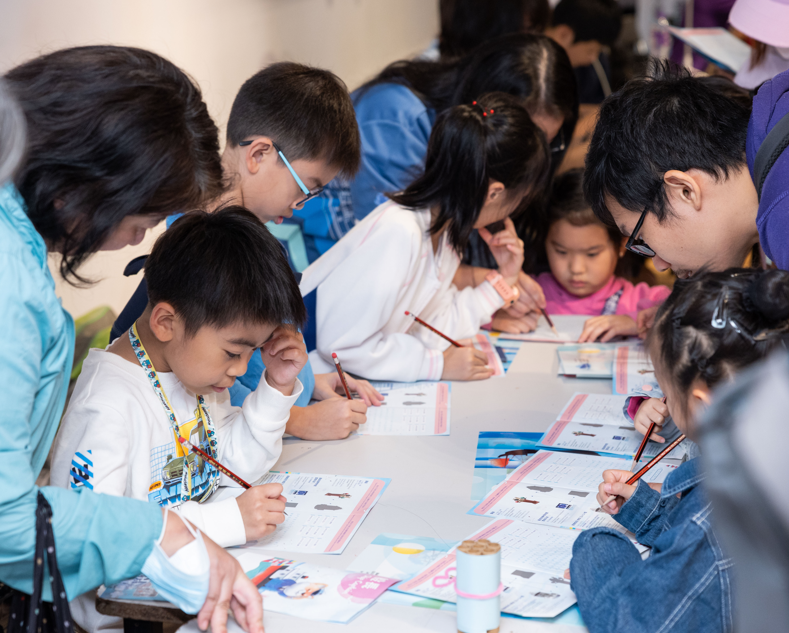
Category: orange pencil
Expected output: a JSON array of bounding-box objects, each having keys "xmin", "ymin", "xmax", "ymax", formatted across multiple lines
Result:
[
  {"xmin": 331, "ymin": 352, "xmax": 353, "ymax": 399},
  {"xmin": 601, "ymin": 433, "xmax": 686, "ymax": 508},
  {"xmin": 404, "ymin": 311, "xmax": 463, "ymax": 348}
]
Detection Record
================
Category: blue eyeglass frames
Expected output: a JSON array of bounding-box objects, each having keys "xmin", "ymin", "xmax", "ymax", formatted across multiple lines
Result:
[{"xmin": 238, "ymin": 139, "xmax": 324, "ymax": 206}]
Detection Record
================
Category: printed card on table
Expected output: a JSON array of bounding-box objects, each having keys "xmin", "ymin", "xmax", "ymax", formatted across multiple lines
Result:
[
  {"xmin": 536, "ymin": 393, "xmax": 685, "ymax": 459},
  {"xmin": 557, "ymin": 344, "xmax": 616, "ymax": 378},
  {"xmin": 237, "ymin": 556, "xmax": 397, "ymax": 624},
  {"xmin": 242, "ymin": 472, "xmax": 389, "ymax": 554},
  {"xmin": 472, "ymin": 431, "xmax": 544, "ymax": 501},
  {"xmin": 469, "ymin": 450, "xmax": 676, "ymax": 534},
  {"xmin": 612, "ymin": 345, "xmax": 664, "ymax": 397},
  {"xmin": 360, "ymin": 381, "xmax": 450, "ymax": 436},
  {"xmin": 487, "ymin": 333, "xmax": 525, "ymax": 374},
  {"xmin": 471, "ymin": 332, "xmax": 505, "ymax": 377},
  {"xmin": 394, "ymin": 519, "xmax": 577, "ymax": 619}
]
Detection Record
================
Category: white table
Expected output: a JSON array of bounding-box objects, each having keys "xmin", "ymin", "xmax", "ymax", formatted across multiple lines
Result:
[{"xmin": 183, "ymin": 316, "xmax": 609, "ymax": 633}]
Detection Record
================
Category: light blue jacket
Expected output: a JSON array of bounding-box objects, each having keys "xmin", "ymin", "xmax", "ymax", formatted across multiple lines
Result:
[
  {"xmin": 293, "ymin": 83, "xmax": 436, "ymax": 258},
  {"xmin": 0, "ymin": 184, "xmax": 162, "ymax": 600}
]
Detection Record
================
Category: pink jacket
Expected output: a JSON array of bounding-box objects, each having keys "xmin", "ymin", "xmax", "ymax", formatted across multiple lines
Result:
[{"xmin": 536, "ymin": 273, "xmax": 671, "ymax": 320}]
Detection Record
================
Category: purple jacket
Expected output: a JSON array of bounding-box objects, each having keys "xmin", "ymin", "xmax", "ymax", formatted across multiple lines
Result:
[{"xmin": 748, "ymin": 68, "xmax": 789, "ymax": 271}]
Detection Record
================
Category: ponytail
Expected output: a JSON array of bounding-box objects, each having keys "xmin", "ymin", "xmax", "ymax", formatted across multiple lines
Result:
[
  {"xmin": 650, "ymin": 268, "xmax": 789, "ymax": 418},
  {"xmin": 390, "ymin": 92, "xmax": 549, "ymax": 252}
]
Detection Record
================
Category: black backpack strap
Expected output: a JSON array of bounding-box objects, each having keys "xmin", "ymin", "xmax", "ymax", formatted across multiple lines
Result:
[{"xmin": 754, "ymin": 111, "xmax": 789, "ymax": 200}]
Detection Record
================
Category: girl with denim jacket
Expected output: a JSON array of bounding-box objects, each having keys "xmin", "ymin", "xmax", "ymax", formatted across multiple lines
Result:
[{"xmin": 570, "ymin": 267, "xmax": 789, "ymax": 633}]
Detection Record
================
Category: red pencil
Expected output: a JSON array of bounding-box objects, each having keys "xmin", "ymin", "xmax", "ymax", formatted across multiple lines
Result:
[
  {"xmin": 601, "ymin": 433, "xmax": 686, "ymax": 508},
  {"xmin": 404, "ymin": 311, "xmax": 463, "ymax": 348},
  {"xmin": 630, "ymin": 396, "xmax": 668, "ymax": 472},
  {"xmin": 178, "ymin": 437, "xmax": 251, "ymax": 488},
  {"xmin": 331, "ymin": 352, "xmax": 353, "ymax": 400},
  {"xmin": 539, "ymin": 307, "xmax": 560, "ymax": 337}
]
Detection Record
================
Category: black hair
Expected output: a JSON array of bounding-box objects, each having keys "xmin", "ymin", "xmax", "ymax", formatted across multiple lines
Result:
[
  {"xmin": 145, "ymin": 206, "xmax": 306, "ymax": 335},
  {"xmin": 584, "ymin": 60, "xmax": 751, "ymax": 230},
  {"xmin": 551, "ymin": 0, "xmax": 622, "ymax": 47},
  {"xmin": 361, "ymin": 33, "xmax": 577, "ymax": 129},
  {"xmin": 697, "ymin": 75, "xmax": 753, "ymax": 113},
  {"xmin": 390, "ymin": 92, "xmax": 550, "ymax": 253},
  {"xmin": 5, "ymin": 45, "xmax": 224, "ymax": 283},
  {"xmin": 227, "ymin": 62, "xmax": 360, "ymax": 178},
  {"xmin": 438, "ymin": 0, "xmax": 551, "ymax": 58},
  {"xmin": 547, "ymin": 168, "xmax": 620, "ymax": 243},
  {"xmin": 650, "ymin": 268, "xmax": 789, "ymax": 420}
]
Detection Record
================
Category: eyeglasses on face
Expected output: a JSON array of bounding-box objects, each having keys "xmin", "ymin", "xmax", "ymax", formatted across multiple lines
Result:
[
  {"xmin": 625, "ymin": 207, "xmax": 656, "ymax": 257},
  {"xmin": 238, "ymin": 139, "xmax": 324, "ymax": 206}
]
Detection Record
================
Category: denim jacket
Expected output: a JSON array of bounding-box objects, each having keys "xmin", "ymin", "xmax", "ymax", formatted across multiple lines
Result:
[{"xmin": 570, "ymin": 458, "xmax": 734, "ymax": 633}]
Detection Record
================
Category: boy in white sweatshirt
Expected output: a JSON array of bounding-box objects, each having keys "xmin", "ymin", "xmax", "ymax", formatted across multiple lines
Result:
[{"xmin": 51, "ymin": 207, "xmax": 308, "ymax": 632}]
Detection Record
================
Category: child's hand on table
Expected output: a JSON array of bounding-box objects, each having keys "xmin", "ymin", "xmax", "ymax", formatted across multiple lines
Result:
[
  {"xmin": 578, "ymin": 315, "xmax": 637, "ymax": 342},
  {"xmin": 597, "ymin": 469, "xmax": 637, "ymax": 515},
  {"xmin": 479, "ymin": 217, "xmax": 524, "ymax": 286},
  {"xmin": 262, "ymin": 326, "xmax": 308, "ymax": 396},
  {"xmin": 634, "ymin": 397, "xmax": 669, "ymax": 443},
  {"xmin": 312, "ymin": 372, "xmax": 384, "ymax": 406},
  {"xmin": 441, "ymin": 345, "xmax": 493, "ymax": 381},
  {"xmin": 236, "ymin": 483, "xmax": 287, "ymax": 541},
  {"xmin": 286, "ymin": 399, "xmax": 367, "ymax": 440},
  {"xmin": 491, "ymin": 310, "xmax": 539, "ymax": 333},
  {"xmin": 637, "ymin": 306, "xmax": 659, "ymax": 339}
]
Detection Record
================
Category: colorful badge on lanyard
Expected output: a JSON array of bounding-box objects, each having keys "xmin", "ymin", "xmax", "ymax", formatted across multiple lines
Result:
[{"xmin": 129, "ymin": 323, "xmax": 220, "ymax": 507}]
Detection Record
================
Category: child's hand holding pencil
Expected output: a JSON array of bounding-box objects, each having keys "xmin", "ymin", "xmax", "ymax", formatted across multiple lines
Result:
[
  {"xmin": 596, "ymin": 469, "xmax": 638, "ymax": 514},
  {"xmin": 236, "ymin": 483, "xmax": 288, "ymax": 541}
]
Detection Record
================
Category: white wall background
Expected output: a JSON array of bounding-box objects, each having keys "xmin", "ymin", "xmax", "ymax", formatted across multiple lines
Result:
[{"xmin": 0, "ymin": 0, "xmax": 438, "ymax": 317}]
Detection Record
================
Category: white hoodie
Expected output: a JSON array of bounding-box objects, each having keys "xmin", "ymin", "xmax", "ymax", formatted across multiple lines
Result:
[{"xmin": 300, "ymin": 200, "xmax": 504, "ymax": 381}]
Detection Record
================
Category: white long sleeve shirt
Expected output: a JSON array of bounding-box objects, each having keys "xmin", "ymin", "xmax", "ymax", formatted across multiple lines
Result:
[
  {"xmin": 51, "ymin": 348, "xmax": 301, "ymax": 547},
  {"xmin": 300, "ymin": 201, "xmax": 504, "ymax": 381}
]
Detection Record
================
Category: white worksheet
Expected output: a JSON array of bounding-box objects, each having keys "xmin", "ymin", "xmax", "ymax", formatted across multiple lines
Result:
[
  {"xmin": 612, "ymin": 345, "xmax": 664, "ymax": 397},
  {"xmin": 538, "ymin": 394, "xmax": 685, "ymax": 459},
  {"xmin": 242, "ymin": 472, "xmax": 389, "ymax": 554},
  {"xmin": 359, "ymin": 381, "xmax": 450, "ymax": 436},
  {"xmin": 496, "ymin": 315, "xmax": 577, "ymax": 343},
  {"xmin": 472, "ymin": 332, "xmax": 505, "ymax": 377},
  {"xmin": 469, "ymin": 450, "xmax": 676, "ymax": 534},
  {"xmin": 394, "ymin": 519, "xmax": 577, "ymax": 618}
]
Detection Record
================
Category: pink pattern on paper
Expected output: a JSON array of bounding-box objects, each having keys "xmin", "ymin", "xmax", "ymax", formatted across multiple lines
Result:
[
  {"xmin": 474, "ymin": 452, "xmax": 552, "ymax": 514},
  {"xmin": 558, "ymin": 394, "xmax": 589, "ymax": 422},
  {"xmin": 324, "ymin": 479, "xmax": 385, "ymax": 552},
  {"xmin": 434, "ymin": 383, "xmax": 449, "ymax": 434},
  {"xmin": 615, "ymin": 346, "xmax": 629, "ymax": 395},
  {"xmin": 540, "ymin": 420, "xmax": 570, "ymax": 446}
]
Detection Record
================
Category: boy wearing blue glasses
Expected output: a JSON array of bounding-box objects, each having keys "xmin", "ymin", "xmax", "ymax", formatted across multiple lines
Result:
[{"xmin": 111, "ymin": 62, "xmax": 383, "ymax": 441}]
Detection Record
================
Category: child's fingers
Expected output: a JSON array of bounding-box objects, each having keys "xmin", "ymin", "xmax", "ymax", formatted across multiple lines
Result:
[
  {"xmin": 517, "ymin": 272, "xmax": 546, "ymax": 310},
  {"xmin": 478, "ymin": 227, "xmax": 493, "ymax": 244},
  {"xmin": 472, "ymin": 348, "xmax": 489, "ymax": 364}
]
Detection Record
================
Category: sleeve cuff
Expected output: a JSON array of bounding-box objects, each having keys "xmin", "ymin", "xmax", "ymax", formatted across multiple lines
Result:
[
  {"xmin": 625, "ymin": 396, "xmax": 647, "ymax": 421},
  {"xmin": 614, "ymin": 479, "xmax": 662, "ymax": 534},
  {"xmin": 243, "ymin": 370, "xmax": 303, "ymax": 427},
  {"xmin": 418, "ymin": 348, "xmax": 444, "ymax": 381},
  {"xmin": 477, "ymin": 280, "xmax": 507, "ymax": 315},
  {"xmin": 180, "ymin": 497, "xmax": 247, "ymax": 548}
]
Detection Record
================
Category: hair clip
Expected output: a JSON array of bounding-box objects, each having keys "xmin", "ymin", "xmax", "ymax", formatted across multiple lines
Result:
[{"xmin": 711, "ymin": 288, "xmax": 729, "ymax": 329}]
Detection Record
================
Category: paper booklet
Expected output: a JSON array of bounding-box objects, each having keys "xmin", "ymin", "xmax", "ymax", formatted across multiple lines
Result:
[
  {"xmin": 360, "ymin": 381, "xmax": 450, "ymax": 436},
  {"xmin": 496, "ymin": 315, "xmax": 579, "ymax": 343},
  {"xmin": 469, "ymin": 449, "xmax": 676, "ymax": 534},
  {"xmin": 394, "ymin": 519, "xmax": 577, "ymax": 619},
  {"xmin": 536, "ymin": 393, "xmax": 684, "ymax": 459},
  {"xmin": 472, "ymin": 431, "xmax": 544, "ymax": 501},
  {"xmin": 612, "ymin": 345, "xmax": 664, "ymax": 397},
  {"xmin": 472, "ymin": 332, "xmax": 505, "ymax": 377},
  {"xmin": 239, "ymin": 555, "xmax": 397, "ymax": 623},
  {"xmin": 557, "ymin": 343, "xmax": 616, "ymax": 378},
  {"xmin": 668, "ymin": 27, "xmax": 751, "ymax": 74},
  {"xmin": 240, "ymin": 472, "xmax": 389, "ymax": 554}
]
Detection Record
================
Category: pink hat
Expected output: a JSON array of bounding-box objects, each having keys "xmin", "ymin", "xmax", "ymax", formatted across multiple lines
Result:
[{"xmin": 729, "ymin": 0, "xmax": 789, "ymax": 48}]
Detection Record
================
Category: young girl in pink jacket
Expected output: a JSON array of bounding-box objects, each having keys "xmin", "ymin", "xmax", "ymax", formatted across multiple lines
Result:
[{"xmin": 536, "ymin": 169, "xmax": 670, "ymax": 342}]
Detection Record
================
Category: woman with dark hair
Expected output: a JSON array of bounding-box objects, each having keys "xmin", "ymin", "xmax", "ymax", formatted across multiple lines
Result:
[
  {"xmin": 0, "ymin": 46, "xmax": 262, "ymax": 633},
  {"xmin": 294, "ymin": 33, "xmax": 578, "ymax": 259}
]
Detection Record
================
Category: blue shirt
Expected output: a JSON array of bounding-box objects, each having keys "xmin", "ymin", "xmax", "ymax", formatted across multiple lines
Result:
[
  {"xmin": 570, "ymin": 458, "xmax": 734, "ymax": 633},
  {"xmin": 0, "ymin": 184, "xmax": 162, "ymax": 599},
  {"xmin": 293, "ymin": 83, "xmax": 436, "ymax": 258}
]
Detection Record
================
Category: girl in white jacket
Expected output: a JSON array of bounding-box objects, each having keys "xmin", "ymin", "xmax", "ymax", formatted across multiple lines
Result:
[{"xmin": 301, "ymin": 92, "xmax": 550, "ymax": 382}]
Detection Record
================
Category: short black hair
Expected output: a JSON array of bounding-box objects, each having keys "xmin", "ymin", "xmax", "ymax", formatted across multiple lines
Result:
[
  {"xmin": 5, "ymin": 45, "xmax": 224, "ymax": 283},
  {"xmin": 439, "ymin": 0, "xmax": 551, "ymax": 58},
  {"xmin": 390, "ymin": 92, "xmax": 550, "ymax": 253},
  {"xmin": 548, "ymin": 168, "xmax": 620, "ymax": 244},
  {"xmin": 145, "ymin": 206, "xmax": 307, "ymax": 334},
  {"xmin": 226, "ymin": 62, "xmax": 361, "ymax": 178},
  {"xmin": 651, "ymin": 268, "xmax": 789, "ymax": 421},
  {"xmin": 552, "ymin": 0, "xmax": 621, "ymax": 47},
  {"xmin": 583, "ymin": 60, "xmax": 751, "ymax": 229}
]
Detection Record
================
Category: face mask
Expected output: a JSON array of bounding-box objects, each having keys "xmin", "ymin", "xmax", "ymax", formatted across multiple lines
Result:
[{"xmin": 141, "ymin": 511, "xmax": 210, "ymax": 614}]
